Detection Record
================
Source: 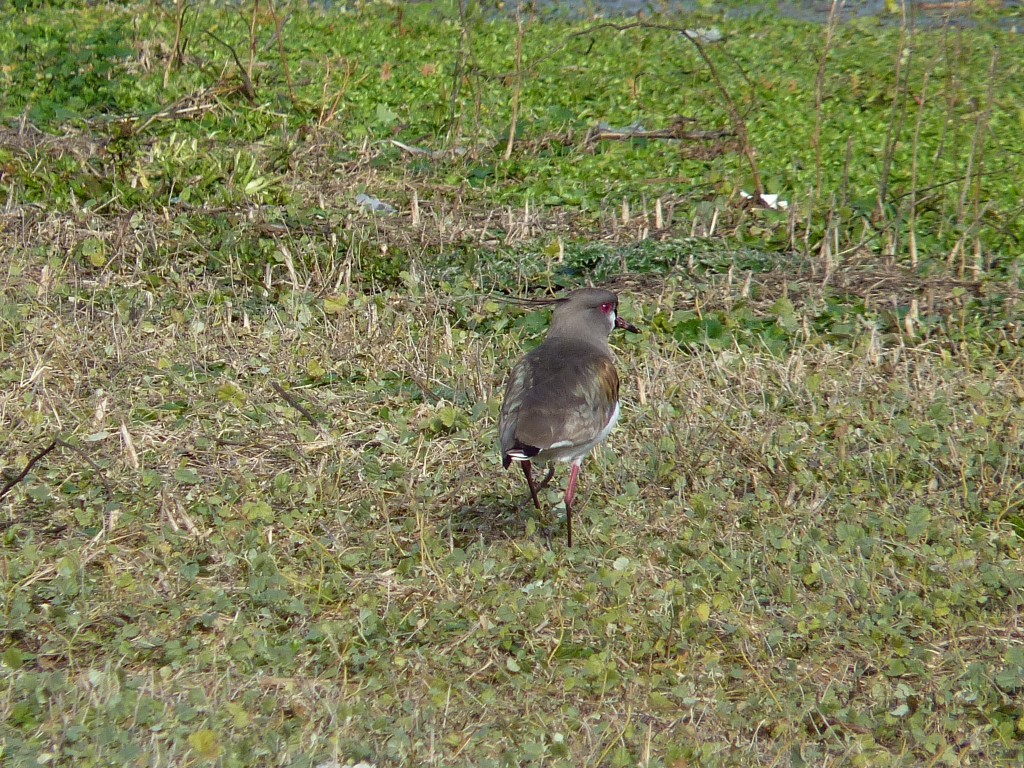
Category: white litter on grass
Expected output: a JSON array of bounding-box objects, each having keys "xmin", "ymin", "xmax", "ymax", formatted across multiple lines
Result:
[
  {"xmin": 391, "ymin": 139, "xmax": 472, "ymax": 158},
  {"xmin": 741, "ymin": 191, "xmax": 789, "ymax": 210},
  {"xmin": 356, "ymin": 193, "xmax": 397, "ymax": 214},
  {"xmin": 684, "ymin": 27, "xmax": 723, "ymax": 43},
  {"xmin": 596, "ymin": 121, "xmax": 646, "ymax": 134}
]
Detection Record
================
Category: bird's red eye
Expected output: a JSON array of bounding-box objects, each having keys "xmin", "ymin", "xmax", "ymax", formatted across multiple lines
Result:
[{"xmin": 600, "ymin": 302, "xmax": 614, "ymax": 314}]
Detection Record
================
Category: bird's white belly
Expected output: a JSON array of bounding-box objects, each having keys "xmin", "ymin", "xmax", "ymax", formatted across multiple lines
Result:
[{"xmin": 591, "ymin": 401, "xmax": 620, "ymax": 448}]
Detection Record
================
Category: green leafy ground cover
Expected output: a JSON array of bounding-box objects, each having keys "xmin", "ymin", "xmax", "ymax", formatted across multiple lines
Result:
[{"xmin": 2, "ymin": 1, "xmax": 1024, "ymax": 766}]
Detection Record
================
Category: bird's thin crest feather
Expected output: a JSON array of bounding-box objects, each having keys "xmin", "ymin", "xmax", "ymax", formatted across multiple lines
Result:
[{"xmin": 492, "ymin": 294, "xmax": 567, "ymax": 309}]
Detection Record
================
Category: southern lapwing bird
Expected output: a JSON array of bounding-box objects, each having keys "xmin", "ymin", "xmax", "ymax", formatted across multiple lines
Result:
[{"xmin": 499, "ymin": 287, "xmax": 639, "ymax": 546}]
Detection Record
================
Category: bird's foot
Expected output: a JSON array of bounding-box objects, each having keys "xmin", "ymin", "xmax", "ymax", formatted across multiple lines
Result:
[{"xmin": 535, "ymin": 464, "xmax": 556, "ymax": 492}]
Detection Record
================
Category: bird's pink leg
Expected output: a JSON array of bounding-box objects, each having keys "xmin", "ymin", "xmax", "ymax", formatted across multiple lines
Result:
[
  {"xmin": 564, "ymin": 461, "xmax": 582, "ymax": 547},
  {"xmin": 520, "ymin": 460, "xmax": 543, "ymax": 510},
  {"xmin": 565, "ymin": 461, "xmax": 582, "ymax": 507}
]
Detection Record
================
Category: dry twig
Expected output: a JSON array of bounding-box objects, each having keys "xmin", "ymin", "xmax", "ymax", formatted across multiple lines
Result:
[
  {"xmin": 271, "ymin": 381, "xmax": 321, "ymax": 427},
  {"xmin": 1, "ymin": 437, "xmax": 113, "ymax": 503}
]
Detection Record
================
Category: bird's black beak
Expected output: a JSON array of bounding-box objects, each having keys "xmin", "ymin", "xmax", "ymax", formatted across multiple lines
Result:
[{"xmin": 615, "ymin": 315, "xmax": 640, "ymax": 333}]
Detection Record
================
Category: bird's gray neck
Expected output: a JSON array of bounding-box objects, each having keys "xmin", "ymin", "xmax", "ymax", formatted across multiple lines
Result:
[{"xmin": 547, "ymin": 315, "xmax": 612, "ymax": 352}]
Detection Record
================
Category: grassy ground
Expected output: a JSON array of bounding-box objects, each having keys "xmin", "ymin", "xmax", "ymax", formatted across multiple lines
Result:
[{"xmin": 2, "ymin": 1, "xmax": 1024, "ymax": 766}]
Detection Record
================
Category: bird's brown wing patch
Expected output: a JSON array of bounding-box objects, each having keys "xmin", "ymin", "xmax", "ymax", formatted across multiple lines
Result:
[{"xmin": 586, "ymin": 356, "xmax": 620, "ymax": 412}]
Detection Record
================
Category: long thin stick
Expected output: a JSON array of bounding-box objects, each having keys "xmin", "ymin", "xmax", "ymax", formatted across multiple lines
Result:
[
  {"xmin": 504, "ymin": 16, "xmax": 524, "ymax": 161},
  {"xmin": 271, "ymin": 381, "xmax": 320, "ymax": 426},
  {"xmin": 0, "ymin": 441, "xmax": 58, "ymax": 501},
  {"xmin": 571, "ymin": 21, "xmax": 763, "ymax": 197},
  {"xmin": 0, "ymin": 437, "xmax": 113, "ymax": 502},
  {"xmin": 813, "ymin": 0, "xmax": 841, "ymax": 198}
]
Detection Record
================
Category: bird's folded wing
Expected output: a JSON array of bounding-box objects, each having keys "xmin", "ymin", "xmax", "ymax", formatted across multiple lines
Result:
[{"xmin": 503, "ymin": 354, "xmax": 619, "ymax": 453}]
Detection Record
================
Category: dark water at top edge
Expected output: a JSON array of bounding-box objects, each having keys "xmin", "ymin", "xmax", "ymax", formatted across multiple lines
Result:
[
  {"xmin": 368, "ymin": 0, "xmax": 1022, "ymax": 32},
  {"xmin": 529, "ymin": 0, "xmax": 1021, "ymax": 25}
]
